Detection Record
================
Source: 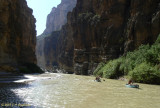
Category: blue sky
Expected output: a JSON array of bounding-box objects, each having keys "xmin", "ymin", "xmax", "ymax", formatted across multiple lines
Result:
[{"xmin": 26, "ymin": 0, "xmax": 61, "ymax": 36}]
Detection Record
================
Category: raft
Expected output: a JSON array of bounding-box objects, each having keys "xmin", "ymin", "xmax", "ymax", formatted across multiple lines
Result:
[
  {"xmin": 94, "ymin": 79, "xmax": 101, "ymax": 82},
  {"xmin": 125, "ymin": 84, "xmax": 139, "ymax": 88}
]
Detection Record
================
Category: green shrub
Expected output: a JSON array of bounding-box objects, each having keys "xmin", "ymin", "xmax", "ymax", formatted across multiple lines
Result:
[
  {"xmin": 129, "ymin": 62, "xmax": 160, "ymax": 84},
  {"xmin": 118, "ymin": 44, "xmax": 152, "ymax": 75},
  {"xmin": 78, "ymin": 12, "xmax": 101, "ymax": 26},
  {"xmin": 99, "ymin": 58, "xmax": 124, "ymax": 79},
  {"xmin": 78, "ymin": 12, "xmax": 93, "ymax": 22},
  {"xmin": 155, "ymin": 34, "xmax": 160, "ymax": 44},
  {"xmin": 119, "ymin": 57, "xmax": 130, "ymax": 75},
  {"xmin": 93, "ymin": 33, "xmax": 160, "ymax": 84},
  {"xmin": 93, "ymin": 62, "xmax": 105, "ymax": 76},
  {"xmin": 91, "ymin": 14, "xmax": 101, "ymax": 25},
  {"xmin": 146, "ymin": 44, "xmax": 160, "ymax": 65}
]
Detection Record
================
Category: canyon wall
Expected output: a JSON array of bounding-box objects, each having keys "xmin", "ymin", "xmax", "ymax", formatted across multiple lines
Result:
[
  {"xmin": 37, "ymin": 0, "xmax": 160, "ymax": 74},
  {"xmin": 36, "ymin": 0, "xmax": 77, "ymax": 70},
  {"xmin": 43, "ymin": 0, "xmax": 77, "ymax": 35},
  {"xmin": 58, "ymin": 0, "xmax": 160, "ymax": 75},
  {"xmin": 0, "ymin": 0, "xmax": 36, "ymax": 72}
]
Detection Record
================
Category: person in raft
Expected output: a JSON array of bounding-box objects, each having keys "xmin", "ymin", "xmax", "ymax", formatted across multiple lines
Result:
[
  {"xmin": 95, "ymin": 76, "xmax": 101, "ymax": 82},
  {"xmin": 128, "ymin": 79, "xmax": 133, "ymax": 85}
]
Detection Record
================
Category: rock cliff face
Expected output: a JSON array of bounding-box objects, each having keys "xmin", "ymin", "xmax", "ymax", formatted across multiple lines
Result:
[
  {"xmin": 57, "ymin": 22, "xmax": 75, "ymax": 73},
  {"xmin": 37, "ymin": 0, "xmax": 160, "ymax": 74},
  {"xmin": 43, "ymin": 0, "xmax": 77, "ymax": 35},
  {"xmin": 0, "ymin": 0, "xmax": 36, "ymax": 72},
  {"xmin": 36, "ymin": 31, "xmax": 60, "ymax": 70},
  {"xmin": 36, "ymin": 0, "xmax": 77, "ymax": 70},
  {"xmin": 58, "ymin": 0, "xmax": 160, "ymax": 75}
]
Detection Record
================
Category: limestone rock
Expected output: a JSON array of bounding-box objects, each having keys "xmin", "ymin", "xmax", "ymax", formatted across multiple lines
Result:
[
  {"xmin": 0, "ymin": 0, "xmax": 36, "ymax": 72},
  {"xmin": 43, "ymin": 0, "xmax": 77, "ymax": 35},
  {"xmin": 59, "ymin": 0, "xmax": 160, "ymax": 75},
  {"xmin": 37, "ymin": 0, "xmax": 160, "ymax": 75},
  {"xmin": 36, "ymin": 0, "xmax": 77, "ymax": 71}
]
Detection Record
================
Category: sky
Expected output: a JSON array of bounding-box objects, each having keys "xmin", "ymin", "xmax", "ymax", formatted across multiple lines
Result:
[{"xmin": 26, "ymin": 0, "xmax": 61, "ymax": 36}]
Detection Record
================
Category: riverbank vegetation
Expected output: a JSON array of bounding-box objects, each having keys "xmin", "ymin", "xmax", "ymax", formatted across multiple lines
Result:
[{"xmin": 94, "ymin": 34, "xmax": 160, "ymax": 84}]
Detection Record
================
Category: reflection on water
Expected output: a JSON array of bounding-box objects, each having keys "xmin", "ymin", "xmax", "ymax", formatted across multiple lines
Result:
[
  {"xmin": 0, "ymin": 73, "xmax": 160, "ymax": 108},
  {"xmin": 0, "ymin": 83, "xmax": 34, "ymax": 108}
]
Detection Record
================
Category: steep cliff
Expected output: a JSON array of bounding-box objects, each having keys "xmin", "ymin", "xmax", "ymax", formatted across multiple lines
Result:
[
  {"xmin": 58, "ymin": 0, "xmax": 160, "ymax": 75},
  {"xmin": 43, "ymin": 0, "xmax": 77, "ymax": 35},
  {"xmin": 36, "ymin": 31, "xmax": 60, "ymax": 70},
  {"xmin": 36, "ymin": 0, "xmax": 77, "ymax": 70},
  {"xmin": 57, "ymin": 22, "xmax": 74, "ymax": 73},
  {"xmin": 0, "ymin": 0, "xmax": 37, "ymax": 72},
  {"xmin": 37, "ymin": 0, "xmax": 160, "ymax": 74}
]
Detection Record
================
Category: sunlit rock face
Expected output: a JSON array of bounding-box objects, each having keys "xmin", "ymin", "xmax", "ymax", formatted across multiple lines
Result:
[
  {"xmin": 36, "ymin": 0, "xmax": 77, "ymax": 70},
  {"xmin": 43, "ymin": 0, "xmax": 77, "ymax": 35},
  {"xmin": 37, "ymin": 0, "xmax": 160, "ymax": 74},
  {"xmin": 0, "ymin": 0, "xmax": 36, "ymax": 72},
  {"xmin": 59, "ymin": 0, "xmax": 160, "ymax": 75}
]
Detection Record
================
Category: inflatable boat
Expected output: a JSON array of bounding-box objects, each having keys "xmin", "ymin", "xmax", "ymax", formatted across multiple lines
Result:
[
  {"xmin": 94, "ymin": 79, "xmax": 101, "ymax": 82},
  {"xmin": 125, "ymin": 84, "xmax": 139, "ymax": 88}
]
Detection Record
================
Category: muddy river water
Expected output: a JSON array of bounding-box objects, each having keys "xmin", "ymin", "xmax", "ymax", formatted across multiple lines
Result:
[{"xmin": 0, "ymin": 73, "xmax": 160, "ymax": 108}]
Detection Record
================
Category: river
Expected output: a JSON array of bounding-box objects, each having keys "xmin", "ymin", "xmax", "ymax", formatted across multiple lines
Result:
[{"xmin": 0, "ymin": 73, "xmax": 160, "ymax": 108}]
